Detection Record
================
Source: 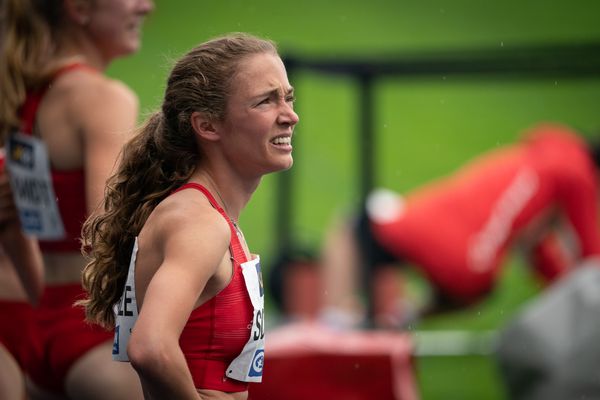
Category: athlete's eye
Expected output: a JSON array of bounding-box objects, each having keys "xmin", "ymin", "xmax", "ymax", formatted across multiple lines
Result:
[{"xmin": 256, "ymin": 97, "xmax": 271, "ymax": 106}]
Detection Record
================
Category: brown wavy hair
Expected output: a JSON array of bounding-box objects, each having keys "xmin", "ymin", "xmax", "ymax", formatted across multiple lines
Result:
[
  {"xmin": 80, "ymin": 33, "xmax": 278, "ymax": 329},
  {"xmin": 0, "ymin": 0, "xmax": 64, "ymax": 141}
]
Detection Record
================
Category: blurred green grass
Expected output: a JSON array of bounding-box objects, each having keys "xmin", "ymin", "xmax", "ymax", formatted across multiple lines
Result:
[{"xmin": 107, "ymin": 1, "xmax": 600, "ymax": 398}]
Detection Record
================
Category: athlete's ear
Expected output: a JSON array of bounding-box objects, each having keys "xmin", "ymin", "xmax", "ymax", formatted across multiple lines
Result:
[
  {"xmin": 64, "ymin": 0, "xmax": 92, "ymax": 26},
  {"xmin": 191, "ymin": 111, "xmax": 220, "ymax": 142}
]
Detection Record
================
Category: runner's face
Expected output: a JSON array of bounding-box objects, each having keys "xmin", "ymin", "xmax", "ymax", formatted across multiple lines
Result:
[
  {"xmin": 87, "ymin": 0, "xmax": 154, "ymax": 59},
  {"xmin": 219, "ymin": 53, "xmax": 299, "ymax": 177}
]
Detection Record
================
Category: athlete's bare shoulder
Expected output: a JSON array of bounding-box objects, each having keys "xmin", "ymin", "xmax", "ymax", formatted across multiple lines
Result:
[
  {"xmin": 144, "ymin": 188, "xmax": 231, "ymax": 257},
  {"xmin": 61, "ymin": 69, "xmax": 138, "ymax": 118}
]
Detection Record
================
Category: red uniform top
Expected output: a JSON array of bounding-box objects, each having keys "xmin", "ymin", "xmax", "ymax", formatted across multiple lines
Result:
[
  {"xmin": 174, "ymin": 183, "xmax": 254, "ymax": 392},
  {"xmin": 370, "ymin": 124, "xmax": 600, "ymax": 304},
  {"xmin": 17, "ymin": 64, "xmax": 93, "ymax": 252}
]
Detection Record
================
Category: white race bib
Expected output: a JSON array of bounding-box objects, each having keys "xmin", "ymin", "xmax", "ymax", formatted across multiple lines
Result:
[
  {"xmin": 112, "ymin": 238, "xmax": 139, "ymax": 361},
  {"xmin": 226, "ymin": 255, "xmax": 265, "ymax": 382},
  {"xmin": 6, "ymin": 132, "xmax": 65, "ymax": 239}
]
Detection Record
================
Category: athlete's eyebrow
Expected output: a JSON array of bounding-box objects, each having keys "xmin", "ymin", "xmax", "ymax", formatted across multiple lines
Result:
[{"xmin": 255, "ymin": 86, "xmax": 295, "ymax": 99}]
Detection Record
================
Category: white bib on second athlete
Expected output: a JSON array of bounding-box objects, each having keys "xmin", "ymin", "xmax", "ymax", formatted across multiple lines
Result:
[
  {"xmin": 226, "ymin": 255, "xmax": 265, "ymax": 383},
  {"xmin": 6, "ymin": 132, "xmax": 65, "ymax": 239}
]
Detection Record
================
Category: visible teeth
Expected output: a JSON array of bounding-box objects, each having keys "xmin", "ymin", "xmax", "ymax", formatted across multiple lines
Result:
[{"xmin": 272, "ymin": 136, "xmax": 291, "ymax": 145}]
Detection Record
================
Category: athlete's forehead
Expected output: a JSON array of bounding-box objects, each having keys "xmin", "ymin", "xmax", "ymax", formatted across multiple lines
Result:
[{"xmin": 229, "ymin": 53, "xmax": 292, "ymax": 100}]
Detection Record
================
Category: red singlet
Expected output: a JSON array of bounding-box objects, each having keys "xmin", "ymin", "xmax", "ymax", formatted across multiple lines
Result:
[
  {"xmin": 173, "ymin": 183, "xmax": 255, "ymax": 392},
  {"xmin": 18, "ymin": 63, "xmax": 94, "ymax": 252}
]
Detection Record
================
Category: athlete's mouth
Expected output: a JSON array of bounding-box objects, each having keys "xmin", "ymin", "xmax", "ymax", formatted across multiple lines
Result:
[{"xmin": 271, "ymin": 135, "xmax": 291, "ymax": 145}]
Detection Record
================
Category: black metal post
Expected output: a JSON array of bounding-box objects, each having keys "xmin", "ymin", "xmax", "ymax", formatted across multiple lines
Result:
[{"xmin": 358, "ymin": 73, "xmax": 375, "ymax": 203}]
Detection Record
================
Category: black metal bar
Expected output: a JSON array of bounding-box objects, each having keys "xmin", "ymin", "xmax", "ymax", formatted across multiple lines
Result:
[
  {"xmin": 358, "ymin": 72, "xmax": 377, "ymax": 325},
  {"xmin": 358, "ymin": 73, "xmax": 375, "ymax": 203},
  {"xmin": 282, "ymin": 42, "xmax": 600, "ymax": 79}
]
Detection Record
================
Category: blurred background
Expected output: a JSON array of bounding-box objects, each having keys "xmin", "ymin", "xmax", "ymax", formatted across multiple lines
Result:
[{"xmin": 107, "ymin": 1, "xmax": 600, "ymax": 398}]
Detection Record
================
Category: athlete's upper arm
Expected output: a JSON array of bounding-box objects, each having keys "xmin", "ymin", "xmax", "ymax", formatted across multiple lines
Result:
[
  {"xmin": 77, "ymin": 78, "xmax": 139, "ymax": 212},
  {"xmin": 133, "ymin": 204, "xmax": 231, "ymax": 344}
]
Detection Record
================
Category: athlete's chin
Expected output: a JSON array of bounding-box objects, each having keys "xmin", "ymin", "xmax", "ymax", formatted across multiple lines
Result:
[
  {"xmin": 282, "ymin": 156, "xmax": 294, "ymax": 170},
  {"xmin": 113, "ymin": 39, "xmax": 141, "ymax": 58},
  {"xmin": 266, "ymin": 155, "xmax": 293, "ymax": 173},
  {"xmin": 277, "ymin": 155, "xmax": 293, "ymax": 171}
]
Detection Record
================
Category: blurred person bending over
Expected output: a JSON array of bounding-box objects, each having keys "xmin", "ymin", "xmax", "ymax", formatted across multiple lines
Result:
[
  {"xmin": 79, "ymin": 33, "xmax": 298, "ymax": 399},
  {"xmin": 0, "ymin": 0, "xmax": 153, "ymax": 398},
  {"xmin": 320, "ymin": 123, "xmax": 600, "ymax": 329}
]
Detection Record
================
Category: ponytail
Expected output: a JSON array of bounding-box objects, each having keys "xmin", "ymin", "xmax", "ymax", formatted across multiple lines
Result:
[{"xmin": 80, "ymin": 111, "xmax": 198, "ymax": 328}]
